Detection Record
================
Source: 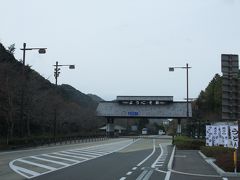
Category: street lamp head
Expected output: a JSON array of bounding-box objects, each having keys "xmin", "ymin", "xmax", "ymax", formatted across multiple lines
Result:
[
  {"xmin": 69, "ymin": 65, "xmax": 75, "ymax": 69},
  {"xmin": 169, "ymin": 67, "xmax": 174, "ymax": 72},
  {"xmin": 38, "ymin": 48, "xmax": 46, "ymax": 54}
]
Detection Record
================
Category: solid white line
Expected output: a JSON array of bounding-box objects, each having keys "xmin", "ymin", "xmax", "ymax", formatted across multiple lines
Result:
[
  {"xmin": 164, "ymin": 171, "xmax": 171, "ymax": 180},
  {"xmin": 41, "ymin": 154, "xmax": 80, "ymax": 163},
  {"xmin": 167, "ymin": 146, "xmax": 175, "ymax": 170},
  {"xmin": 136, "ymin": 170, "xmax": 148, "ymax": 180},
  {"xmin": 53, "ymin": 152, "xmax": 88, "ymax": 160},
  {"xmin": 222, "ymin": 178, "xmax": 228, "ymax": 180},
  {"xmin": 143, "ymin": 170, "xmax": 153, "ymax": 180},
  {"xmin": 137, "ymin": 139, "xmax": 155, "ymax": 167},
  {"xmin": 171, "ymin": 169, "xmax": 221, "ymax": 178},
  {"xmin": 30, "ymin": 156, "xmax": 70, "ymax": 166},
  {"xmin": 9, "ymin": 162, "xmax": 40, "ymax": 179},
  {"xmin": 17, "ymin": 159, "xmax": 56, "ymax": 171},
  {"xmin": 61, "ymin": 151, "xmax": 97, "ymax": 158},
  {"xmin": 9, "ymin": 139, "xmax": 137, "ymax": 179},
  {"xmin": 119, "ymin": 177, "xmax": 126, "ymax": 180},
  {"xmin": 151, "ymin": 144, "xmax": 164, "ymax": 168},
  {"xmin": 70, "ymin": 149, "xmax": 108, "ymax": 155},
  {"xmin": 155, "ymin": 169, "xmax": 167, "ymax": 174},
  {"xmin": 68, "ymin": 150, "xmax": 102, "ymax": 157},
  {"xmin": 126, "ymin": 171, "xmax": 132, "ymax": 175}
]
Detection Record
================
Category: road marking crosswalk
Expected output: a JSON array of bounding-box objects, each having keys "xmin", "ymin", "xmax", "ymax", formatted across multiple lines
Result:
[{"xmin": 9, "ymin": 139, "xmax": 136, "ymax": 179}]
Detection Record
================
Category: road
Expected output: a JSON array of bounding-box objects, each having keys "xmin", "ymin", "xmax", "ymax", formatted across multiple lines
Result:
[{"xmin": 0, "ymin": 136, "xmax": 238, "ymax": 180}]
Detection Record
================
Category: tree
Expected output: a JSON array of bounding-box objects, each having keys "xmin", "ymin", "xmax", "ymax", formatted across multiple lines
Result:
[{"xmin": 7, "ymin": 44, "xmax": 15, "ymax": 55}]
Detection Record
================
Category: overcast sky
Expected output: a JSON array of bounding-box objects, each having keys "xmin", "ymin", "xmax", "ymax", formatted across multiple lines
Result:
[{"xmin": 1, "ymin": 0, "xmax": 240, "ymax": 101}]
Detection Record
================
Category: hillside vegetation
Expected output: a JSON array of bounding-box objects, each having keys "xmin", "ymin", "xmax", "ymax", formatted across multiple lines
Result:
[{"xmin": 0, "ymin": 43, "xmax": 103, "ymax": 145}]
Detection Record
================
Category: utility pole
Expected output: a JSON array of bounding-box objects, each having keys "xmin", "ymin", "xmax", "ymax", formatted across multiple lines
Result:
[{"xmin": 53, "ymin": 61, "xmax": 75, "ymax": 141}]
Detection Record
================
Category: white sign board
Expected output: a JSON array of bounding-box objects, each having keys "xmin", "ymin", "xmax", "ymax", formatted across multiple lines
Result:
[
  {"xmin": 205, "ymin": 125, "xmax": 238, "ymax": 148},
  {"xmin": 206, "ymin": 125, "xmax": 213, "ymax": 146},
  {"xmin": 230, "ymin": 126, "xmax": 239, "ymax": 149},
  {"xmin": 212, "ymin": 126, "xmax": 219, "ymax": 146},
  {"xmin": 220, "ymin": 125, "xmax": 229, "ymax": 147}
]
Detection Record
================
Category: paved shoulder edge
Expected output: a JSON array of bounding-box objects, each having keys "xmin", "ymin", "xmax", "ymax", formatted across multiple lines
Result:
[{"xmin": 198, "ymin": 150, "xmax": 240, "ymax": 177}]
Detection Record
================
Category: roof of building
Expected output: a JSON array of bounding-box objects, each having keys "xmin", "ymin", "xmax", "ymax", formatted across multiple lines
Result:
[
  {"xmin": 96, "ymin": 101, "xmax": 192, "ymax": 118},
  {"xmin": 116, "ymin": 96, "xmax": 173, "ymax": 102}
]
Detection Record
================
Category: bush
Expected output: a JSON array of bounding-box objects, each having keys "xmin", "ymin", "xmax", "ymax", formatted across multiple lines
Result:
[
  {"xmin": 201, "ymin": 146, "xmax": 240, "ymax": 172},
  {"xmin": 173, "ymin": 136, "xmax": 205, "ymax": 150},
  {"xmin": 200, "ymin": 146, "xmax": 234, "ymax": 158}
]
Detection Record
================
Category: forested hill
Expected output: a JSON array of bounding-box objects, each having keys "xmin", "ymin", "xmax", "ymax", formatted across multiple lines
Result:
[
  {"xmin": 193, "ymin": 74, "xmax": 222, "ymax": 122},
  {"xmin": 0, "ymin": 43, "xmax": 103, "ymax": 142}
]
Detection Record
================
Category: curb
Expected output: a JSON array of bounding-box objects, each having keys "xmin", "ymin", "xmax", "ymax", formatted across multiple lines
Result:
[
  {"xmin": 168, "ymin": 145, "xmax": 176, "ymax": 170},
  {"xmin": 198, "ymin": 151, "xmax": 240, "ymax": 177}
]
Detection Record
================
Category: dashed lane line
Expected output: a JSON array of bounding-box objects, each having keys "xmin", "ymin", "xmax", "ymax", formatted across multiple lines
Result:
[
  {"xmin": 126, "ymin": 171, "xmax": 132, "ymax": 175},
  {"xmin": 136, "ymin": 170, "xmax": 149, "ymax": 180},
  {"xmin": 132, "ymin": 167, "xmax": 137, "ymax": 170}
]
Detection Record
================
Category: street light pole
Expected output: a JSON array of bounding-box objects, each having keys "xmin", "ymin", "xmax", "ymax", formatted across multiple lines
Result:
[
  {"xmin": 186, "ymin": 63, "xmax": 189, "ymax": 123},
  {"xmin": 53, "ymin": 61, "xmax": 75, "ymax": 141},
  {"xmin": 20, "ymin": 43, "xmax": 47, "ymax": 137},
  {"xmin": 169, "ymin": 63, "xmax": 191, "ymax": 136}
]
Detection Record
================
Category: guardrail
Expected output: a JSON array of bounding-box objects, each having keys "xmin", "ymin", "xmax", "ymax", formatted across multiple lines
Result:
[{"xmin": 0, "ymin": 135, "xmax": 108, "ymax": 151}]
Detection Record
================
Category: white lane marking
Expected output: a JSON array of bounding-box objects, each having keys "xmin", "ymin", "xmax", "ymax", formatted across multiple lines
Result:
[
  {"xmin": 155, "ymin": 169, "xmax": 167, "ymax": 173},
  {"xmin": 41, "ymin": 154, "xmax": 80, "ymax": 163},
  {"xmin": 136, "ymin": 170, "xmax": 148, "ymax": 180},
  {"xmin": 143, "ymin": 170, "xmax": 154, "ymax": 180},
  {"xmin": 69, "ymin": 150, "xmax": 108, "ymax": 156},
  {"xmin": 126, "ymin": 171, "xmax": 132, "ymax": 175},
  {"xmin": 222, "ymin": 178, "xmax": 228, "ymax": 180},
  {"xmin": 53, "ymin": 152, "xmax": 89, "ymax": 160},
  {"xmin": 137, "ymin": 139, "xmax": 155, "ymax": 167},
  {"xmin": 151, "ymin": 144, "xmax": 164, "ymax": 168},
  {"xmin": 60, "ymin": 151, "xmax": 98, "ymax": 158},
  {"xmin": 29, "ymin": 156, "xmax": 70, "ymax": 166},
  {"xmin": 164, "ymin": 171, "xmax": 171, "ymax": 180},
  {"xmin": 17, "ymin": 159, "xmax": 57, "ymax": 171},
  {"xmin": 9, "ymin": 162, "xmax": 40, "ymax": 178},
  {"xmin": 171, "ymin": 169, "xmax": 221, "ymax": 178},
  {"xmin": 9, "ymin": 139, "xmax": 138, "ymax": 179},
  {"xmin": 119, "ymin": 177, "xmax": 126, "ymax": 180},
  {"xmin": 132, "ymin": 167, "xmax": 137, "ymax": 170}
]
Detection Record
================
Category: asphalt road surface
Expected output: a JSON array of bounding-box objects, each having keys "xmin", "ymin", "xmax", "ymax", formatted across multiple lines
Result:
[{"xmin": 1, "ymin": 136, "xmax": 238, "ymax": 180}]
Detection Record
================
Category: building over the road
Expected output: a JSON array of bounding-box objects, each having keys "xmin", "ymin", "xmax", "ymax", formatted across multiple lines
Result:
[{"xmin": 96, "ymin": 96, "xmax": 192, "ymax": 136}]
